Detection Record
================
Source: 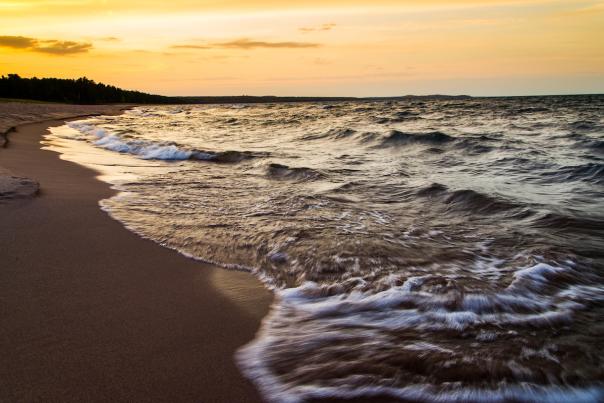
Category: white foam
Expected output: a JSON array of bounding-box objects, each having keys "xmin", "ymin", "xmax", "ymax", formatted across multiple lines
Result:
[
  {"xmin": 237, "ymin": 261, "xmax": 603, "ymax": 402},
  {"xmin": 237, "ymin": 333, "xmax": 604, "ymax": 403},
  {"xmin": 68, "ymin": 121, "xmax": 193, "ymax": 160},
  {"xmin": 511, "ymin": 262, "xmax": 565, "ymax": 285},
  {"xmin": 274, "ymin": 264, "xmax": 576, "ymax": 331},
  {"xmin": 296, "ymin": 384, "xmax": 604, "ymax": 403},
  {"xmin": 404, "ymin": 341, "xmax": 455, "ymax": 354}
]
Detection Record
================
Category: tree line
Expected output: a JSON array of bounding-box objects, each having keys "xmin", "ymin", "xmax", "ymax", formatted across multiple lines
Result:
[
  {"xmin": 0, "ymin": 74, "xmax": 173, "ymax": 104},
  {"xmin": 0, "ymin": 74, "xmax": 361, "ymax": 105}
]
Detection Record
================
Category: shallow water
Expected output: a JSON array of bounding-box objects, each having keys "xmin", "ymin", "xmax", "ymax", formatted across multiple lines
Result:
[{"xmin": 46, "ymin": 96, "xmax": 604, "ymax": 402}]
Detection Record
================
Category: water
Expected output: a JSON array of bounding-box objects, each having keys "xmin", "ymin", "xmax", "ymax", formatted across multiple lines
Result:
[{"xmin": 46, "ymin": 96, "xmax": 604, "ymax": 402}]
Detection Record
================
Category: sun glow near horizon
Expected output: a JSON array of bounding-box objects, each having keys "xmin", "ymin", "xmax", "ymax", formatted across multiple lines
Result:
[{"xmin": 1, "ymin": 0, "xmax": 603, "ymax": 96}]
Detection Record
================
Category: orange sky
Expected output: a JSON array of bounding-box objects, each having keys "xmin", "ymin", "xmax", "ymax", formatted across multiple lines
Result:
[{"xmin": 0, "ymin": 0, "xmax": 603, "ymax": 96}]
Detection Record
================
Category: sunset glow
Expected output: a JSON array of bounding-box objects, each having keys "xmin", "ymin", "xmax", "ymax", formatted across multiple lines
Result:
[{"xmin": 1, "ymin": 0, "xmax": 603, "ymax": 96}]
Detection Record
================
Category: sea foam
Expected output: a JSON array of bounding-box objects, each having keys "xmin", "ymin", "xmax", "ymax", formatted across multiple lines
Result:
[{"xmin": 68, "ymin": 121, "xmax": 194, "ymax": 160}]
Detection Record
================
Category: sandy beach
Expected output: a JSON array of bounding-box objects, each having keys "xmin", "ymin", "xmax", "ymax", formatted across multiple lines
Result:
[
  {"xmin": 0, "ymin": 102, "xmax": 131, "ymax": 147},
  {"xmin": 0, "ymin": 106, "xmax": 271, "ymax": 402}
]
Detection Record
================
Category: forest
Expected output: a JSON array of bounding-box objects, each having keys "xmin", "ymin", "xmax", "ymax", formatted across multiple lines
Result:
[
  {"xmin": 0, "ymin": 74, "xmax": 173, "ymax": 104},
  {"xmin": 0, "ymin": 74, "xmax": 357, "ymax": 104}
]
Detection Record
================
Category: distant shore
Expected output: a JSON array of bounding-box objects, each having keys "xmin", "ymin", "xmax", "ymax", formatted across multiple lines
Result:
[{"xmin": 0, "ymin": 106, "xmax": 271, "ymax": 402}]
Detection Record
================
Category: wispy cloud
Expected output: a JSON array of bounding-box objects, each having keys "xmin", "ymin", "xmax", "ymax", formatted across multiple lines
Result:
[
  {"xmin": 0, "ymin": 35, "xmax": 92, "ymax": 55},
  {"xmin": 299, "ymin": 23, "xmax": 336, "ymax": 33},
  {"xmin": 216, "ymin": 39, "xmax": 320, "ymax": 49},
  {"xmin": 36, "ymin": 40, "xmax": 92, "ymax": 54},
  {"xmin": 0, "ymin": 35, "xmax": 37, "ymax": 48},
  {"xmin": 99, "ymin": 36, "xmax": 121, "ymax": 42},
  {"xmin": 171, "ymin": 44, "xmax": 212, "ymax": 50},
  {"xmin": 171, "ymin": 38, "xmax": 320, "ymax": 51}
]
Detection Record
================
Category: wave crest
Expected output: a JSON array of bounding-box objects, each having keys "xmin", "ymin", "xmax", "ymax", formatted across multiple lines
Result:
[
  {"xmin": 265, "ymin": 163, "xmax": 324, "ymax": 181},
  {"xmin": 379, "ymin": 130, "xmax": 455, "ymax": 147},
  {"xmin": 68, "ymin": 121, "xmax": 264, "ymax": 163}
]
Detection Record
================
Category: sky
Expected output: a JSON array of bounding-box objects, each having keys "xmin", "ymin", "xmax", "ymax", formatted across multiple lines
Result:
[{"xmin": 0, "ymin": 0, "xmax": 603, "ymax": 96}]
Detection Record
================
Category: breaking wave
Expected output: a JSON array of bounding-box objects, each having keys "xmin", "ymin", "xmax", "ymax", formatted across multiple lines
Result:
[
  {"xmin": 237, "ymin": 262, "xmax": 604, "ymax": 403},
  {"xmin": 67, "ymin": 121, "xmax": 263, "ymax": 163}
]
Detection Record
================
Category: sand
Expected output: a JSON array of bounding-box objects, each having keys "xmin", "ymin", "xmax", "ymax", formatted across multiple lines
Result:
[
  {"xmin": 0, "ymin": 110, "xmax": 271, "ymax": 402},
  {"xmin": 0, "ymin": 102, "xmax": 129, "ymax": 141}
]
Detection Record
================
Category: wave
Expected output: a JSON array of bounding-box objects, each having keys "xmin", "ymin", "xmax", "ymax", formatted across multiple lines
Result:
[
  {"xmin": 237, "ymin": 262, "xmax": 604, "ymax": 403},
  {"xmin": 379, "ymin": 130, "xmax": 455, "ymax": 147},
  {"xmin": 513, "ymin": 106, "xmax": 551, "ymax": 114},
  {"xmin": 444, "ymin": 189, "xmax": 522, "ymax": 214},
  {"xmin": 416, "ymin": 182, "xmax": 449, "ymax": 197},
  {"xmin": 300, "ymin": 127, "xmax": 356, "ymax": 141},
  {"xmin": 278, "ymin": 265, "xmax": 583, "ymax": 321},
  {"xmin": 236, "ymin": 381, "xmax": 603, "ymax": 403},
  {"xmin": 265, "ymin": 163, "xmax": 324, "ymax": 181},
  {"xmin": 585, "ymin": 139, "xmax": 604, "ymax": 152},
  {"xmin": 569, "ymin": 120, "xmax": 599, "ymax": 131},
  {"xmin": 539, "ymin": 163, "xmax": 604, "ymax": 185},
  {"xmin": 530, "ymin": 212, "xmax": 604, "ymax": 232},
  {"xmin": 193, "ymin": 150, "xmax": 262, "ymax": 163},
  {"xmin": 416, "ymin": 183, "xmax": 523, "ymax": 215},
  {"xmin": 373, "ymin": 110, "xmax": 421, "ymax": 124},
  {"xmin": 394, "ymin": 110, "xmax": 420, "ymax": 119},
  {"xmin": 572, "ymin": 138, "xmax": 604, "ymax": 154},
  {"xmin": 68, "ymin": 121, "xmax": 263, "ymax": 163},
  {"xmin": 300, "ymin": 128, "xmax": 458, "ymax": 147},
  {"xmin": 455, "ymin": 136, "xmax": 496, "ymax": 154}
]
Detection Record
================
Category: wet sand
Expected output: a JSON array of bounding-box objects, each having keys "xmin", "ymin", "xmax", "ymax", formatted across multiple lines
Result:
[{"xmin": 0, "ymin": 117, "xmax": 271, "ymax": 402}]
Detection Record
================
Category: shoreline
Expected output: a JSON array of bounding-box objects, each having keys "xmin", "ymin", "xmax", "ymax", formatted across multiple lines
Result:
[
  {"xmin": 1, "ymin": 113, "xmax": 128, "ymax": 148},
  {"xmin": 0, "ymin": 117, "xmax": 271, "ymax": 402}
]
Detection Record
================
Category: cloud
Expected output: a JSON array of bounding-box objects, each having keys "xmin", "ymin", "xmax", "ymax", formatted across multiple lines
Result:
[
  {"xmin": 171, "ymin": 38, "xmax": 320, "ymax": 50},
  {"xmin": 0, "ymin": 35, "xmax": 92, "ymax": 55},
  {"xmin": 216, "ymin": 39, "xmax": 320, "ymax": 49},
  {"xmin": 36, "ymin": 40, "xmax": 92, "ymax": 54},
  {"xmin": 0, "ymin": 35, "xmax": 37, "ymax": 48},
  {"xmin": 171, "ymin": 44, "xmax": 212, "ymax": 50},
  {"xmin": 299, "ymin": 23, "xmax": 336, "ymax": 33}
]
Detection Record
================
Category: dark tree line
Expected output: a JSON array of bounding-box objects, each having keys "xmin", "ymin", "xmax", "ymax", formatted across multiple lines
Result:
[
  {"xmin": 0, "ymin": 74, "xmax": 172, "ymax": 104},
  {"xmin": 1, "ymin": 73, "xmax": 476, "ymax": 105},
  {"xmin": 0, "ymin": 74, "xmax": 361, "ymax": 105}
]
